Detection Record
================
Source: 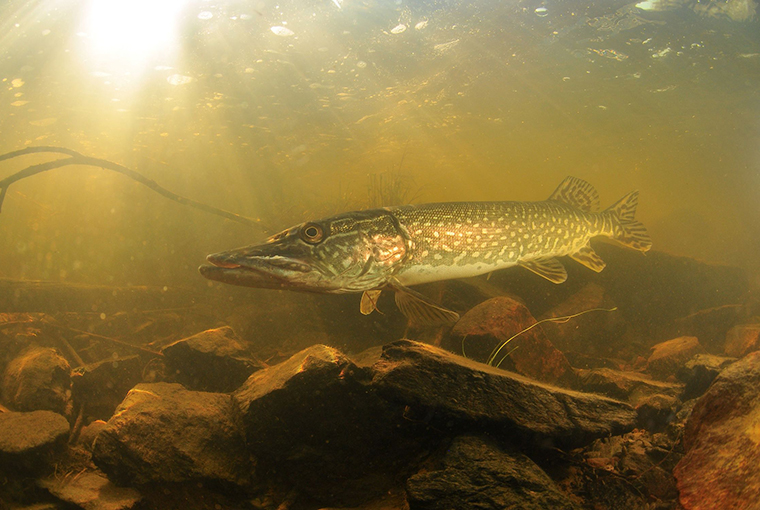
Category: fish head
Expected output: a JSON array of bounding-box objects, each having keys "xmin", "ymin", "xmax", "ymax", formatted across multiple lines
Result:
[{"xmin": 199, "ymin": 210, "xmax": 409, "ymax": 293}]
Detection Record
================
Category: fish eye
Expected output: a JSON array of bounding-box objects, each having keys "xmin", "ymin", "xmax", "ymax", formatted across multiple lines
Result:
[{"xmin": 300, "ymin": 223, "xmax": 324, "ymax": 244}]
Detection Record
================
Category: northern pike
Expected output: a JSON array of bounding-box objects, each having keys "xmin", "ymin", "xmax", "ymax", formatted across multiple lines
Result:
[{"xmin": 200, "ymin": 176, "xmax": 651, "ymax": 325}]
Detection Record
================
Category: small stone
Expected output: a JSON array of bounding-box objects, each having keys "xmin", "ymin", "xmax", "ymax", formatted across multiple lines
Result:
[
  {"xmin": 77, "ymin": 419, "xmax": 108, "ymax": 450},
  {"xmin": 1, "ymin": 346, "xmax": 71, "ymax": 414},
  {"xmin": 635, "ymin": 393, "xmax": 680, "ymax": 431},
  {"xmin": 161, "ymin": 326, "xmax": 265, "ymax": 392},
  {"xmin": 38, "ymin": 470, "xmax": 142, "ymax": 510},
  {"xmin": 0, "ymin": 410, "xmax": 70, "ymax": 474},
  {"xmin": 407, "ymin": 435, "xmax": 577, "ymax": 510},
  {"xmin": 646, "ymin": 336, "xmax": 704, "ymax": 379},
  {"xmin": 724, "ymin": 323, "xmax": 760, "ymax": 358}
]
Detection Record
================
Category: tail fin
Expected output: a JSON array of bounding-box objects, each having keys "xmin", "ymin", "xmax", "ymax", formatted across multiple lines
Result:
[{"xmin": 605, "ymin": 190, "xmax": 652, "ymax": 253}]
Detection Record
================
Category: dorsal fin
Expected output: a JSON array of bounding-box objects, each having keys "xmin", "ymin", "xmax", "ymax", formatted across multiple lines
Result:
[{"xmin": 547, "ymin": 176, "xmax": 600, "ymax": 212}]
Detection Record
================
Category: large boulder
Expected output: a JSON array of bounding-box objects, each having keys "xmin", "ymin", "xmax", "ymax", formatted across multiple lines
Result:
[
  {"xmin": 406, "ymin": 435, "xmax": 578, "ymax": 510},
  {"xmin": 161, "ymin": 326, "xmax": 265, "ymax": 393},
  {"xmin": 1, "ymin": 346, "xmax": 71, "ymax": 414},
  {"xmin": 0, "ymin": 410, "xmax": 70, "ymax": 474},
  {"xmin": 233, "ymin": 344, "xmax": 423, "ymax": 505},
  {"xmin": 92, "ymin": 382, "xmax": 252, "ymax": 486},
  {"xmin": 674, "ymin": 350, "xmax": 760, "ymax": 509},
  {"xmin": 373, "ymin": 340, "xmax": 636, "ymax": 448},
  {"xmin": 448, "ymin": 296, "xmax": 575, "ymax": 386}
]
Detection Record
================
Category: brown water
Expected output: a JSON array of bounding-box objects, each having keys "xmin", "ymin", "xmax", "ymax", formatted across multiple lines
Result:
[{"xmin": 1, "ymin": 0, "xmax": 759, "ymax": 290}]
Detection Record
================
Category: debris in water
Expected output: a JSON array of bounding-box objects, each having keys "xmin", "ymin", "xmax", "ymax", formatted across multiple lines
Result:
[
  {"xmin": 271, "ymin": 26, "xmax": 295, "ymax": 37},
  {"xmin": 166, "ymin": 74, "xmax": 195, "ymax": 85},
  {"xmin": 197, "ymin": 11, "xmax": 213, "ymax": 20},
  {"xmin": 415, "ymin": 20, "xmax": 428, "ymax": 30},
  {"xmin": 390, "ymin": 24, "xmax": 407, "ymax": 34}
]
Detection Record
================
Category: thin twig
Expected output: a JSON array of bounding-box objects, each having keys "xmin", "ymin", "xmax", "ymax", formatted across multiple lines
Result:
[
  {"xmin": 0, "ymin": 146, "xmax": 269, "ymax": 230},
  {"xmin": 45, "ymin": 323, "xmax": 163, "ymax": 357}
]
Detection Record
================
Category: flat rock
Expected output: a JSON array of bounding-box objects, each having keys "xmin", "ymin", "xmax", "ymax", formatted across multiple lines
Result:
[
  {"xmin": 373, "ymin": 340, "xmax": 636, "ymax": 448},
  {"xmin": 448, "ymin": 296, "xmax": 575, "ymax": 386},
  {"xmin": 724, "ymin": 323, "xmax": 760, "ymax": 358},
  {"xmin": 406, "ymin": 435, "xmax": 577, "ymax": 510},
  {"xmin": 674, "ymin": 350, "xmax": 760, "ymax": 510},
  {"xmin": 677, "ymin": 354, "xmax": 736, "ymax": 400},
  {"xmin": 71, "ymin": 355, "xmax": 143, "ymax": 421},
  {"xmin": 39, "ymin": 470, "xmax": 142, "ymax": 510},
  {"xmin": 0, "ymin": 410, "xmax": 69, "ymax": 474},
  {"xmin": 233, "ymin": 344, "xmax": 422, "ymax": 505},
  {"xmin": 92, "ymin": 382, "xmax": 251, "ymax": 486},
  {"xmin": 161, "ymin": 326, "xmax": 265, "ymax": 393},
  {"xmin": 1, "ymin": 346, "xmax": 71, "ymax": 414},
  {"xmin": 576, "ymin": 367, "xmax": 682, "ymax": 403},
  {"xmin": 646, "ymin": 336, "xmax": 704, "ymax": 379}
]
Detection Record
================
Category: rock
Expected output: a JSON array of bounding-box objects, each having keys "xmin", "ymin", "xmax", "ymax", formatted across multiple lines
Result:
[
  {"xmin": 71, "ymin": 355, "xmax": 144, "ymax": 421},
  {"xmin": 1, "ymin": 346, "xmax": 71, "ymax": 414},
  {"xmin": 374, "ymin": 340, "xmax": 636, "ymax": 448},
  {"xmin": 724, "ymin": 323, "xmax": 760, "ymax": 358},
  {"xmin": 161, "ymin": 326, "xmax": 265, "ymax": 393},
  {"xmin": 92, "ymin": 382, "xmax": 251, "ymax": 486},
  {"xmin": 0, "ymin": 410, "xmax": 70, "ymax": 474},
  {"xmin": 448, "ymin": 296, "xmax": 575, "ymax": 386},
  {"xmin": 538, "ymin": 283, "xmax": 624, "ymax": 356},
  {"xmin": 575, "ymin": 430, "xmax": 680, "ymax": 506},
  {"xmin": 646, "ymin": 336, "xmax": 704, "ymax": 379},
  {"xmin": 677, "ymin": 354, "xmax": 736, "ymax": 400},
  {"xmin": 38, "ymin": 470, "xmax": 142, "ymax": 510},
  {"xmin": 673, "ymin": 304, "xmax": 745, "ymax": 352},
  {"xmin": 674, "ymin": 350, "xmax": 760, "ymax": 510},
  {"xmin": 575, "ymin": 367, "xmax": 682, "ymax": 404},
  {"xmin": 406, "ymin": 435, "xmax": 577, "ymax": 510},
  {"xmin": 233, "ymin": 344, "xmax": 422, "ymax": 505},
  {"xmin": 635, "ymin": 393, "xmax": 680, "ymax": 432},
  {"xmin": 78, "ymin": 420, "xmax": 108, "ymax": 450}
]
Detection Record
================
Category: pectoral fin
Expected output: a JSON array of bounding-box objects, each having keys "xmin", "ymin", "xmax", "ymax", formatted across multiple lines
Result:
[
  {"xmin": 389, "ymin": 279, "xmax": 460, "ymax": 326},
  {"xmin": 360, "ymin": 290, "xmax": 382, "ymax": 315},
  {"xmin": 519, "ymin": 257, "xmax": 567, "ymax": 284},
  {"xmin": 569, "ymin": 243, "xmax": 606, "ymax": 272}
]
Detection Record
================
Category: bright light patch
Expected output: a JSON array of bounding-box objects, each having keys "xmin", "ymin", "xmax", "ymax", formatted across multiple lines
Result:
[{"xmin": 82, "ymin": 0, "xmax": 189, "ymax": 68}]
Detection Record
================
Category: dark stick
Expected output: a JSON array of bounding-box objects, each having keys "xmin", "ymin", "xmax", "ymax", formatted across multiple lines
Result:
[{"xmin": 0, "ymin": 146, "xmax": 269, "ymax": 230}]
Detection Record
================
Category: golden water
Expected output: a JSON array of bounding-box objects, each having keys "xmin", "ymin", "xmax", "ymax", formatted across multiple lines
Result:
[{"xmin": 1, "ymin": 0, "xmax": 759, "ymax": 291}]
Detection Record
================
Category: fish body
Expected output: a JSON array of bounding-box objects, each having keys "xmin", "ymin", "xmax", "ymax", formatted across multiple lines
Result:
[{"xmin": 200, "ymin": 177, "xmax": 651, "ymax": 324}]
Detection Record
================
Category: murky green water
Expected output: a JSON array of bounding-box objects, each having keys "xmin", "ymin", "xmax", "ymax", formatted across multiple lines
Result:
[{"xmin": 1, "ymin": 0, "xmax": 759, "ymax": 290}]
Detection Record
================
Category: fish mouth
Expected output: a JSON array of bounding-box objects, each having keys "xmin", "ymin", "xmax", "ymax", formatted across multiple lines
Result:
[{"xmin": 199, "ymin": 252, "xmax": 312, "ymax": 289}]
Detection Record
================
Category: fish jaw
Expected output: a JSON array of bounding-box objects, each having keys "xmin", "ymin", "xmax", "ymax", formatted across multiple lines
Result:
[{"xmin": 199, "ymin": 243, "xmax": 334, "ymax": 292}]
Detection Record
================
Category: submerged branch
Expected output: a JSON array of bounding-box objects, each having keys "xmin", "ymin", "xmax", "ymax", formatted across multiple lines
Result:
[{"xmin": 0, "ymin": 146, "xmax": 268, "ymax": 230}]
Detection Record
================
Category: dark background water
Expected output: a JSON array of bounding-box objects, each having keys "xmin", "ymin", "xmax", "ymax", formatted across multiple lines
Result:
[{"xmin": 1, "ymin": 0, "xmax": 759, "ymax": 294}]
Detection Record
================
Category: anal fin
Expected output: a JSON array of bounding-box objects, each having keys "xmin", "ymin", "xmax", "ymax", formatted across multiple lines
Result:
[
  {"xmin": 389, "ymin": 279, "xmax": 460, "ymax": 326},
  {"xmin": 569, "ymin": 243, "xmax": 606, "ymax": 272},
  {"xmin": 519, "ymin": 257, "xmax": 567, "ymax": 284},
  {"xmin": 360, "ymin": 290, "xmax": 382, "ymax": 315}
]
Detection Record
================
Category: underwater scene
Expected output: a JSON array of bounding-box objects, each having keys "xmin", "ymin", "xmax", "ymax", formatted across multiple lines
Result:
[{"xmin": 1, "ymin": 0, "xmax": 759, "ymax": 508}]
